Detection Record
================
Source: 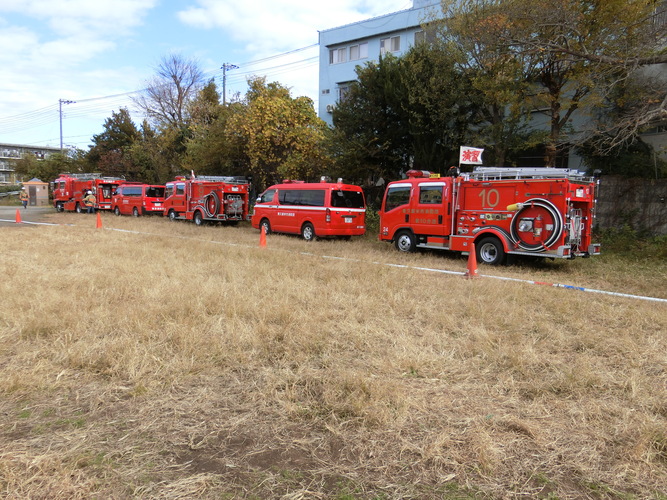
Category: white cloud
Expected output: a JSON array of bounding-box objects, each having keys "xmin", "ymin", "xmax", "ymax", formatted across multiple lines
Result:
[
  {"xmin": 177, "ymin": 0, "xmax": 410, "ymax": 55},
  {"xmin": 0, "ymin": 0, "xmax": 414, "ymax": 147}
]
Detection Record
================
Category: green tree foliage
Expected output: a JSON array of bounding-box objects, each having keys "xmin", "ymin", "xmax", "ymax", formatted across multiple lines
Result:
[
  {"xmin": 330, "ymin": 48, "xmax": 482, "ymax": 186},
  {"xmin": 184, "ymin": 81, "xmax": 248, "ymax": 177},
  {"xmin": 87, "ymin": 108, "xmax": 140, "ymax": 178},
  {"xmin": 330, "ymin": 54, "xmax": 411, "ymax": 184},
  {"xmin": 126, "ymin": 120, "xmax": 175, "ymax": 184},
  {"xmin": 227, "ymin": 77, "xmax": 332, "ymax": 189},
  {"xmin": 12, "ymin": 149, "xmax": 88, "ymax": 183}
]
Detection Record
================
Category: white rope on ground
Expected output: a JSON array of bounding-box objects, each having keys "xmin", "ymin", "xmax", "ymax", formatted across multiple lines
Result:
[{"xmin": 0, "ymin": 218, "xmax": 62, "ymax": 226}]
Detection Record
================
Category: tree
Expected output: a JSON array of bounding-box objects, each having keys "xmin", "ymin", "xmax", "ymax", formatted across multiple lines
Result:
[
  {"xmin": 228, "ymin": 77, "xmax": 332, "ymax": 189},
  {"xmin": 87, "ymin": 108, "xmax": 140, "ymax": 178},
  {"xmin": 183, "ymin": 80, "xmax": 248, "ymax": 176},
  {"xmin": 12, "ymin": 149, "xmax": 88, "ymax": 183},
  {"xmin": 331, "ymin": 54, "xmax": 412, "ymax": 184},
  {"xmin": 134, "ymin": 53, "xmax": 205, "ymax": 129},
  {"xmin": 330, "ymin": 47, "xmax": 482, "ymax": 189},
  {"xmin": 439, "ymin": 0, "xmax": 667, "ymax": 160},
  {"xmin": 432, "ymin": 2, "xmax": 543, "ymax": 166}
]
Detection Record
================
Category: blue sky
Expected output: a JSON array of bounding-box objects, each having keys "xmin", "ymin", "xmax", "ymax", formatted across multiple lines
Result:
[{"xmin": 0, "ymin": 0, "xmax": 411, "ymax": 150}]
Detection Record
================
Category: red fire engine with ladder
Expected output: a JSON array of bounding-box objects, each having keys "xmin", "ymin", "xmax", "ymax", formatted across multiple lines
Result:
[
  {"xmin": 379, "ymin": 167, "xmax": 601, "ymax": 265},
  {"xmin": 52, "ymin": 173, "xmax": 125, "ymax": 213},
  {"xmin": 163, "ymin": 175, "xmax": 250, "ymax": 225}
]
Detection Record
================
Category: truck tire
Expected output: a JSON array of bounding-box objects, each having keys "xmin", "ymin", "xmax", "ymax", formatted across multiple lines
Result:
[
  {"xmin": 394, "ymin": 230, "xmax": 416, "ymax": 252},
  {"xmin": 56, "ymin": 202, "xmax": 64, "ymax": 213},
  {"xmin": 194, "ymin": 211, "xmax": 204, "ymax": 226},
  {"xmin": 476, "ymin": 236, "xmax": 506, "ymax": 265},
  {"xmin": 301, "ymin": 222, "xmax": 315, "ymax": 241},
  {"xmin": 132, "ymin": 207, "xmax": 139, "ymax": 217},
  {"xmin": 260, "ymin": 218, "xmax": 271, "ymax": 235},
  {"xmin": 114, "ymin": 206, "xmax": 121, "ymax": 216},
  {"xmin": 168, "ymin": 210, "xmax": 177, "ymax": 221},
  {"xmin": 75, "ymin": 203, "xmax": 82, "ymax": 214}
]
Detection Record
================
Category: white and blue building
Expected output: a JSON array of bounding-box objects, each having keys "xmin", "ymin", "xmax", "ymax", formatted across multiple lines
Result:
[
  {"xmin": 318, "ymin": 0, "xmax": 440, "ymax": 126},
  {"xmin": 318, "ymin": 1, "xmax": 666, "ymax": 167}
]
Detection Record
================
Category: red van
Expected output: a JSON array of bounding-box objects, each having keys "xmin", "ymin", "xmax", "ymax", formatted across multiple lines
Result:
[
  {"xmin": 112, "ymin": 183, "xmax": 166, "ymax": 216},
  {"xmin": 251, "ymin": 179, "xmax": 366, "ymax": 241}
]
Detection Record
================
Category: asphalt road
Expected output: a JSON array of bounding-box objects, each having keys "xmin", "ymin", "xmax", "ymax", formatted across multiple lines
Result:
[{"xmin": 0, "ymin": 205, "xmax": 54, "ymax": 226}]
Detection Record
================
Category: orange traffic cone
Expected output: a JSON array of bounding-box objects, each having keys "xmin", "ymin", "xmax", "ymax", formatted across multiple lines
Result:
[
  {"xmin": 96, "ymin": 212, "xmax": 103, "ymax": 229},
  {"xmin": 464, "ymin": 242, "xmax": 479, "ymax": 279},
  {"xmin": 15, "ymin": 209, "xmax": 22, "ymax": 223},
  {"xmin": 259, "ymin": 226, "xmax": 267, "ymax": 247}
]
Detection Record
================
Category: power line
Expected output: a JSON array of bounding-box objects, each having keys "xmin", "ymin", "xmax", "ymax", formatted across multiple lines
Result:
[{"xmin": 0, "ymin": 43, "xmax": 322, "ymax": 143}]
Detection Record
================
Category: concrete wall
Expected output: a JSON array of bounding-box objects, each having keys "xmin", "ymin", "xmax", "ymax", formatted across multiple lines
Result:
[{"xmin": 596, "ymin": 176, "xmax": 667, "ymax": 235}]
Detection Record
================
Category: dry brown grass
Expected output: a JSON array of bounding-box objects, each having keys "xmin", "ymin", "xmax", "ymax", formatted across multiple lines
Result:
[{"xmin": 1, "ymin": 211, "xmax": 666, "ymax": 499}]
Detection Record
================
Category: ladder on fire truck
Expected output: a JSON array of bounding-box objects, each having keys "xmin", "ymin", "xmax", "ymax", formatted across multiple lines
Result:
[
  {"xmin": 194, "ymin": 176, "xmax": 248, "ymax": 184},
  {"xmin": 469, "ymin": 167, "xmax": 594, "ymax": 182},
  {"xmin": 59, "ymin": 173, "xmax": 102, "ymax": 180}
]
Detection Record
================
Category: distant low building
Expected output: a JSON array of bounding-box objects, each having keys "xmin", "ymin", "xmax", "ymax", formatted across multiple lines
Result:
[{"xmin": 0, "ymin": 143, "xmax": 61, "ymax": 184}]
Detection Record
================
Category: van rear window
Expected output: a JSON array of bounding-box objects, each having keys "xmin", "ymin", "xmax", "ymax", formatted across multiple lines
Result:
[
  {"xmin": 331, "ymin": 190, "xmax": 365, "ymax": 209},
  {"xmin": 279, "ymin": 189, "xmax": 325, "ymax": 207},
  {"xmin": 145, "ymin": 186, "xmax": 165, "ymax": 197}
]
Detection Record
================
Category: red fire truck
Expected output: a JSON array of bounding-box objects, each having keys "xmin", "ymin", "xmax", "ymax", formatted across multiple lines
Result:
[
  {"xmin": 163, "ymin": 176, "xmax": 250, "ymax": 225},
  {"xmin": 379, "ymin": 167, "xmax": 600, "ymax": 265},
  {"xmin": 52, "ymin": 173, "xmax": 125, "ymax": 213}
]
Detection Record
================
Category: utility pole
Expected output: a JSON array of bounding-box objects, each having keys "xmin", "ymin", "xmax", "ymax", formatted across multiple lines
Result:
[
  {"xmin": 220, "ymin": 63, "xmax": 238, "ymax": 105},
  {"xmin": 59, "ymin": 99, "xmax": 75, "ymax": 152}
]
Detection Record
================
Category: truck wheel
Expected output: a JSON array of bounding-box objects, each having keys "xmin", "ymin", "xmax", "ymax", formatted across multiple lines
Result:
[
  {"xmin": 132, "ymin": 207, "xmax": 139, "ymax": 217},
  {"xmin": 260, "ymin": 218, "xmax": 271, "ymax": 235},
  {"xmin": 301, "ymin": 222, "xmax": 315, "ymax": 241},
  {"xmin": 194, "ymin": 211, "xmax": 204, "ymax": 226},
  {"xmin": 75, "ymin": 203, "xmax": 82, "ymax": 214},
  {"xmin": 395, "ymin": 230, "xmax": 416, "ymax": 252},
  {"xmin": 114, "ymin": 206, "xmax": 121, "ymax": 216},
  {"xmin": 168, "ymin": 210, "xmax": 177, "ymax": 221},
  {"xmin": 476, "ymin": 236, "xmax": 506, "ymax": 265},
  {"xmin": 56, "ymin": 202, "xmax": 64, "ymax": 213}
]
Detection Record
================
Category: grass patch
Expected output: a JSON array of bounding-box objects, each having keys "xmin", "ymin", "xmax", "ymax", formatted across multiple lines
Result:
[{"xmin": 0, "ymin": 212, "xmax": 665, "ymax": 498}]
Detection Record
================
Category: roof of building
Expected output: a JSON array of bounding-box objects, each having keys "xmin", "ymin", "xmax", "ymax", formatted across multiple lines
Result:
[{"xmin": 319, "ymin": 1, "xmax": 440, "ymax": 34}]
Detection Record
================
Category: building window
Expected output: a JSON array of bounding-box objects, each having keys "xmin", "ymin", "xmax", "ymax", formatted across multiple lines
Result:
[
  {"xmin": 350, "ymin": 42, "xmax": 368, "ymax": 61},
  {"xmin": 337, "ymin": 83, "xmax": 353, "ymax": 102},
  {"xmin": 415, "ymin": 31, "xmax": 425, "ymax": 45},
  {"xmin": 329, "ymin": 47, "xmax": 347, "ymax": 64},
  {"xmin": 380, "ymin": 36, "xmax": 400, "ymax": 54}
]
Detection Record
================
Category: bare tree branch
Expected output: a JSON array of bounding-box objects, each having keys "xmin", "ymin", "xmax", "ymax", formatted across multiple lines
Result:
[{"xmin": 133, "ymin": 54, "xmax": 205, "ymax": 129}]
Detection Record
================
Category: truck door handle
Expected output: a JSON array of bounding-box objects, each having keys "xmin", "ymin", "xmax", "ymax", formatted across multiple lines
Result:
[
  {"xmin": 405, "ymin": 214, "xmax": 409, "ymax": 223},
  {"xmin": 438, "ymin": 215, "xmax": 442, "ymax": 224}
]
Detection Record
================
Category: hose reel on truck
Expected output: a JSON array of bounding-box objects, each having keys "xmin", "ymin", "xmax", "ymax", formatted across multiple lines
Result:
[
  {"xmin": 203, "ymin": 191, "xmax": 220, "ymax": 218},
  {"xmin": 509, "ymin": 198, "xmax": 564, "ymax": 251}
]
